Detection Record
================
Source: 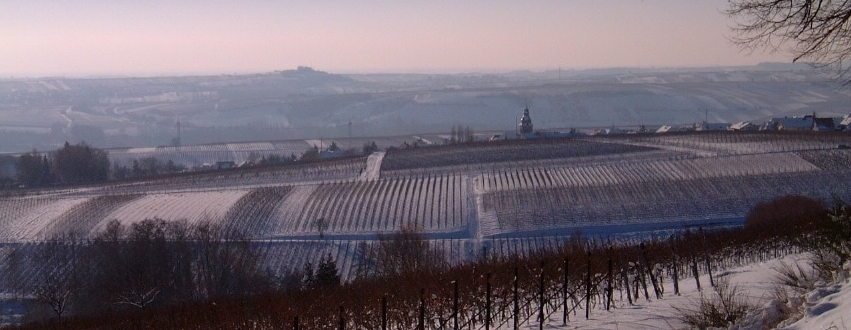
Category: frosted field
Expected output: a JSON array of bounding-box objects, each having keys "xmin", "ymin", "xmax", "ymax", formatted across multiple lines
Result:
[
  {"xmin": 100, "ymin": 190, "xmax": 248, "ymax": 232},
  {"xmin": 1, "ymin": 132, "xmax": 850, "ymax": 283}
]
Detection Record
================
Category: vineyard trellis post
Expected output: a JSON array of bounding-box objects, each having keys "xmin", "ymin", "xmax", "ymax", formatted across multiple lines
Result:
[
  {"xmin": 670, "ymin": 235, "xmax": 680, "ymax": 295},
  {"xmin": 585, "ymin": 252, "xmax": 591, "ymax": 320},
  {"xmin": 701, "ymin": 228, "xmax": 715, "ymax": 287},
  {"xmin": 293, "ymin": 316, "xmax": 299, "ymax": 330},
  {"xmin": 635, "ymin": 246, "xmax": 650, "ymax": 301},
  {"xmin": 418, "ymin": 288, "xmax": 425, "ymax": 330},
  {"xmin": 514, "ymin": 267, "xmax": 519, "ymax": 330},
  {"xmin": 640, "ymin": 243, "xmax": 661, "ymax": 299},
  {"xmin": 689, "ymin": 235, "xmax": 701, "ymax": 291},
  {"xmin": 620, "ymin": 255, "xmax": 633, "ymax": 305},
  {"xmin": 382, "ymin": 295, "xmax": 387, "ymax": 330},
  {"xmin": 339, "ymin": 305, "xmax": 345, "ymax": 330},
  {"xmin": 562, "ymin": 257, "xmax": 569, "ymax": 324},
  {"xmin": 606, "ymin": 258, "xmax": 613, "ymax": 311},
  {"xmin": 453, "ymin": 279, "xmax": 459, "ymax": 330},
  {"xmin": 486, "ymin": 273, "xmax": 492, "ymax": 330},
  {"xmin": 539, "ymin": 260, "xmax": 545, "ymax": 329}
]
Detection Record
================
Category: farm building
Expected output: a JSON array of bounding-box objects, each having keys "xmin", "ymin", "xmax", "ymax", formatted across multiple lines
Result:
[
  {"xmin": 730, "ymin": 121, "xmax": 759, "ymax": 131},
  {"xmin": 766, "ymin": 113, "xmax": 843, "ymax": 131},
  {"xmin": 840, "ymin": 115, "xmax": 851, "ymax": 130},
  {"xmin": 695, "ymin": 121, "xmax": 731, "ymax": 131},
  {"xmin": 215, "ymin": 161, "xmax": 236, "ymax": 169},
  {"xmin": 768, "ymin": 116, "xmax": 814, "ymax": 130}
]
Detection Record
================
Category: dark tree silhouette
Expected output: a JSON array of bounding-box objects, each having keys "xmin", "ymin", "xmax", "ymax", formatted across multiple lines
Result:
[
  {"xmin": 16, "ymin": 150, "xmax": 52, "ymax": 187},
  {"xmin": 52, "ymin": 142, "xmax": 109, "ymax": 184},
  {"xmin": 727, "ymin": 0, "xmax": 851, "ymax": 83},
  {"xmin": 315, "ymin": 252, "xmax": 341, "ymax": 287},
  {"xmin": 370, "ymin": 226, "xmax": 447, "ymax": 277}
]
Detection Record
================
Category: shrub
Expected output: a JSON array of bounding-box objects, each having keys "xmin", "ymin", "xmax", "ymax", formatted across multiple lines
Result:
[
  {"xmin": 744, "ymin": 195, "xmax": 829, "ymax": 240},
  {"xmin": 822, "ymin": 198, "xmax": 851, "ymax": 265},
  {"xmin": 676, "ymin": 277, "xmax": 753, "ymax": 329},
  {"xmin": 772, "ymin": 261, "xmax": 819, "ymax": 294}
]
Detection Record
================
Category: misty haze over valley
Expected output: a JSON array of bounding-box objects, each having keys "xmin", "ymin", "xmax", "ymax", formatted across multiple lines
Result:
[{"xmin": 2, "ymin": 63, "xmax": 847, "ymax": 154}]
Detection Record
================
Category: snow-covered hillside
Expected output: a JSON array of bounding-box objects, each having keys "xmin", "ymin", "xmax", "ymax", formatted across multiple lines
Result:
[{"xmin": 509, "ymin": 254, "xmax": 851, "ymax": 329}]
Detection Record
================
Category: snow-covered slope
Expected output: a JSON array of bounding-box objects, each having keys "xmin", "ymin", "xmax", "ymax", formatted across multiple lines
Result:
[{"xmin": 514, "ymin": 254, "xmax": 851, "ymax": 329}]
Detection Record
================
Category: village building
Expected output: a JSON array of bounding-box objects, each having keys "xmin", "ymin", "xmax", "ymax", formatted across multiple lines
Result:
[
  {"xmin": 215, "ymin": 161, "xmax": 236, "ymax": 170},
  {"xmin": 695, "ymin": 122, "xmax": 731, "ymax": 131},
  {"xmin": 519, "ymin": 106, "xmax": 533, "ymax": 134},
  {"xmin": 730, "ymin": 121, "xmax": 759, "ymax": 131},
  {"xmin": 766, "ymin": 113, "xmax": 847, "ymax": 131},
  {"xmin": 840, "ymin": 115, "xmax": 851, "ymax": 131}
]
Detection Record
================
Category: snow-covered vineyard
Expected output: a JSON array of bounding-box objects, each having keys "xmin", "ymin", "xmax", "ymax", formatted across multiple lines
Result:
[{"xmin": 2, "ymin": 131, "xmax": 851, "ymax": 285}]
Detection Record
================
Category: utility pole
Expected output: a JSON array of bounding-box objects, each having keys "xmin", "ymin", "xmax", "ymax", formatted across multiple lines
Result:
[{"xmin": 175, "ymin": 119, "xmax": 181, "ymax": 147}]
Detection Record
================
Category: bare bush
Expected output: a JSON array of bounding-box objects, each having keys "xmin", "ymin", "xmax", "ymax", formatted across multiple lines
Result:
[
  {"xmin": 11, "ymin": 218, "xmax": 272, "ymax": 321},
  {"xmin": 773, "ymin": 261, "xmax": 819, "ymax": 294},
  {"xmin": 366, "ymin": 226, "xmax": 447, "ymax": 278},
  {"xmin": 676, "ymin": 277, "xmax": 753, "ymax": 329}
]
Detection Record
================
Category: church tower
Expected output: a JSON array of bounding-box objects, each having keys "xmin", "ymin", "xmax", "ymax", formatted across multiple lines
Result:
[{"xmin": 519, "ymin": 106, "xmax": 533, "ymax": 134}]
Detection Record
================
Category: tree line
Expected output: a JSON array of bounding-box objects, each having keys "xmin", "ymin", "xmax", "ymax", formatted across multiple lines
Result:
[
  {"xmin": 7, "ymin": 194, "xmax": 848, "ymax": 329},
  {"xmin": 0, "ymin": 140, "xmax": 386, "ymax": 190},
  {"xmin": 2, "ymin": 142, "xmax": 109, "ymax": 188},
  {"xmin": 5, "ymin": 219, "xmax": 275, "ymax": 322}
]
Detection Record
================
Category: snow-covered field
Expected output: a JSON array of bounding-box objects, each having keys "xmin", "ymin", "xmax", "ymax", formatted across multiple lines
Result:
[
  {"xmin": 511, "ymin": 254, "xmax": 851, "ymax": 330},
  {"xmin": 1, "ymin": 132, "xmax": 851, "ymax": 295},
  {"xmin": 101, "ymin": 190, "xmax": 248, "ymax": 231},
  {"xmin": 2, "ymin": 132, "xmax": 851, "ymax": 327}
]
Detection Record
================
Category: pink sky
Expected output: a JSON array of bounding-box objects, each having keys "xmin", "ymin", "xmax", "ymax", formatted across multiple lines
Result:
[{"xmin": 1, "ymin": 1, "xmax": 786, "ymax": 77}]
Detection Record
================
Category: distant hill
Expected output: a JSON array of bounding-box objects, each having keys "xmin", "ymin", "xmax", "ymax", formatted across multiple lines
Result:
[{"xmin": 0, "ymin": 66, "xmax": 848, "ymax": 153}]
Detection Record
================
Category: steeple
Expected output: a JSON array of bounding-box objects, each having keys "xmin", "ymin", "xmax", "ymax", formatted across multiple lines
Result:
[{"xmin": 519, "ymin": 105, "xmax": 533, "ymax": 134}]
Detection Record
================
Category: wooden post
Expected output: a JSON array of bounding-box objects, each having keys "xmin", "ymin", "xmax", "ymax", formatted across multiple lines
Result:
[
  {"xmin": 486, "ymin": 273, "xmax": 491, "ymax": 330},
  {"xmin": 454, "ymin": 280, "xmax": 459, "ymax": 330},
  {"xmin": 563, "ymin": 257, "xmax": 569, "ymax": 324},
  {"xmin": 419, "ymin": 289, "xmax": 425, "ymax": 330},
  {"xmin": 606, "ymin": 258, "xmax": 613, "ymax": 311},
  {"xmin": 585, "ymin": 252, "xmax": 591, "ymax": 320},
  {"xmin": 701, "ymin": 228, "xmax": 715, "ymax": 287},
  {"xmin": 293, "ymin": 316, "xmax": 299, "ymax": 330},
  {"xmin": 690, "ymin": 242, "xmax": 701, "ymax": 291},
  {"xmin": 635, "ymin": 246, "xmax": 650, "ymax": 301},
  {"xmin": 670, "ymin": 235, "xmax": 680, "ymax": 295},
  {"xmin": 339, "ymin": 305, "xmax": 345, "ymax": 330},
  {"xmin": 382, "ymin": 295, "xmax": 387, "ymax": 330},
  {"xmin": 640, "ymin": 243, "xmax": 661, "ymax": 299},
  {"xmin": 539, "ymin": 260, "xmax": 545, "ymax": 330},
  {"xmin": 514, "ymin": 267, "xmax": 519, "ymax": 330},
  {"xmin": 620, "ymin": 256, "xmax": 633, "ymax": 306}
]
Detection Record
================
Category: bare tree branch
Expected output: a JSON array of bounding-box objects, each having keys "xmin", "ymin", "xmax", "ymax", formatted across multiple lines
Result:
[{"xmin": 727, "ymin": 0, "xmax": 851, "ymax": 83}]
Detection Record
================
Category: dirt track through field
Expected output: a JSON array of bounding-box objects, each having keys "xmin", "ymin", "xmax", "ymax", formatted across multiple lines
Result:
[{"xmin": 359, "ymin": 151, "xmax": 384, "ymax": 181}]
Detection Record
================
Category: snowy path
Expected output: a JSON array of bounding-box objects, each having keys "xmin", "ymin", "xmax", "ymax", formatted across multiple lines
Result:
[{"xmin": 359, "ymin": 152, "xmax": 384, "ymax": 181}]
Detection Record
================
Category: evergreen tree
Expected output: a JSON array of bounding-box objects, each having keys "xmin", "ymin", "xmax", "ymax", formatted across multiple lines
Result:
[
  {"xmin": 302, "ymin": 262, "xmax": 315, "ymax": 288},
  {"xmin": 16, "ymin": 150, "xmax": 52, "ymax": 187},
  {"xmin": 315, "ymin": 253, "xmax": 340, "ymax": 287}
]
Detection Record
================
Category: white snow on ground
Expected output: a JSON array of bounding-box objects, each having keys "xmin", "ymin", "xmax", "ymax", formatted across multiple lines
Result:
[
  {"xmin": 504, "ymin": 254, "xmax": 851, "ymax": 329},
  {"xmin": 98, "ymin": 190, "xmax": 248, "ymax": 233},
  {"xmin": 0, "ymin": 197, "xmax": 89, "ymax": 241},
  {"xmin": 360, "ymin": 151, "xmax": 384, "ymax": 181}
]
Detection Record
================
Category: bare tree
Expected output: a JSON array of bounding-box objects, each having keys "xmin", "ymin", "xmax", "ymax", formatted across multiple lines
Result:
[
  {"xmin": 191, "ymin": 221, "xmax": 269, "ymax": 298},
  {"xmin": 314, "ymin": 218, "xmax": 329, "ymax": 239},
  {"xmin": 32, "ymin": 235, "xmax": 80, "ymax": 320},
  {"xmin": 727, "ymin": 0, "xmax": 851, "ymax": 83},
  {"xmin": 34, "ymin": 278, "xmax": 73, "ymax": 320},
  {"xmin": 370, "ymin": 226, "xmax": 447, "ymax": 277}
]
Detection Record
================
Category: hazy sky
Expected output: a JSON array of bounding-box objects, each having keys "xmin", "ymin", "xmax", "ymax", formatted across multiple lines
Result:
[{"xmin": 1, "ymin": 1, "xmax": 787, "ymax": 77}]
